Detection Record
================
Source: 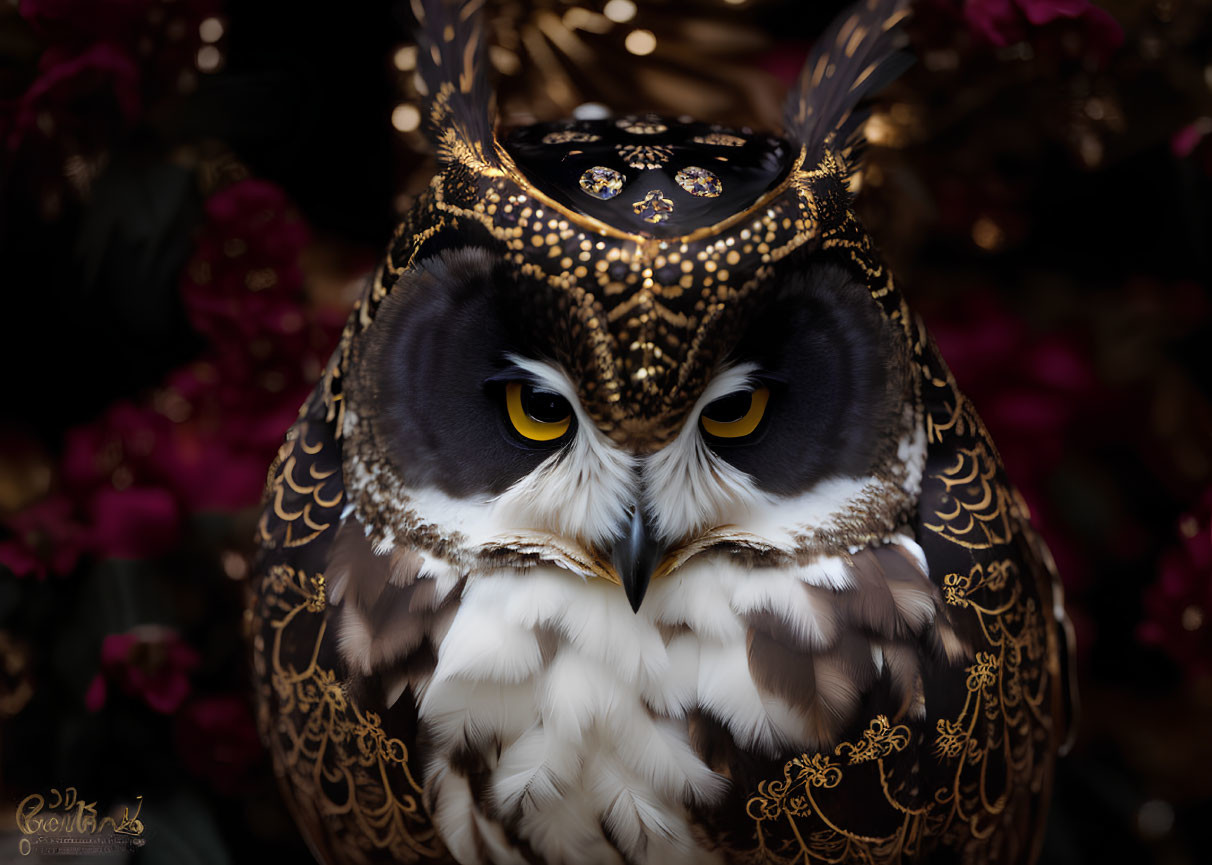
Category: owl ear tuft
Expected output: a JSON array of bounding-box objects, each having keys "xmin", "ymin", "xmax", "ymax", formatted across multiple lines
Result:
[
  {"xmin": 413, "ymin": 0, "xmax": 500, "ymax": 169},
  {"xmin": 783, "ymin": 0, "xmax": 913, "ymax": 181}
]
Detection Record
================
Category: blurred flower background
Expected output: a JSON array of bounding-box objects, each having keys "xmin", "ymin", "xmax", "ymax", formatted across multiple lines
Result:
[{"xmin": 0, "ymin": 0, "xmax": 1209, "ymax": 862}]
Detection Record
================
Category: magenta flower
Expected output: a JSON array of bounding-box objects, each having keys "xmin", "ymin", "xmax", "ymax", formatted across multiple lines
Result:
[
  {"xmin": 6, "ymin": 43, "xmax": 140, "ymax": 154},
  {"xmin": 1139, "ymin": 489, "xmax": 1212, "ymax": 679},
  {"xmin": 179, "ymin": 179, "xmax": 312, "ymax": 358},
  {"xmin": 0, "ymin": 494, "xmax": 90, "ymax": 579},
  {"xmin": 87, "ymin": 486, "xmax": 180, "ymax": 560},
  {"xmin": 962, "ymin": 0, "xmax": 1122, "ymax": 60},
  {"xmin": 85, "ymin": 626, "xmax": 200, "ymax": 714},
  {"xmin": 175, "ymin": 694, "xmax": 264, "ymax": 794}
]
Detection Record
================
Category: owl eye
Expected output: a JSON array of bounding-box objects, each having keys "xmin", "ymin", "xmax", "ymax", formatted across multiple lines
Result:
[
  {"xmin": 700, "ymin": 385, "xmax": 770, "ymax": 440},
  {"xmin": 505, "ymin": 381, "xmax": 574, "ymax": 442}
]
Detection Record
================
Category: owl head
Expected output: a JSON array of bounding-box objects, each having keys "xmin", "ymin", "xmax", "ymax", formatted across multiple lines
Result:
[{"xmin": 329, "ymin": 0, "xmax": 922, "ymax": 613}]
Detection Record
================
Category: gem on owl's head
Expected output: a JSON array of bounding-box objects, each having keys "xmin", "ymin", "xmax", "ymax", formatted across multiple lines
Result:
[
  {"xmin": 632, "ymin": 190, "xmax": 674, "ymax": 223},
  {"xmin": 617, "ymin": 117, "xmax": 667, "ymax": 135},
  {"xmin": 675, "ymin": 166, "xmax": 722, "ymax": 197},
  {"xmin": 544, "ymin": 130, "xmax": 601, "ymax": 144},
  {"xmin": 506, "ymin": 118, "xmax": 791, "ymax": 238},
  {"xmin": 579, "ymin": 166, "xmax": 625, "ymax": 199},
  {"xmin": 692, "ymin": 132, "xmax": 746, "ymax": 147},
  {"xmin": 617, "ymin": 144, "xmax": 673, "ymax": 169}
]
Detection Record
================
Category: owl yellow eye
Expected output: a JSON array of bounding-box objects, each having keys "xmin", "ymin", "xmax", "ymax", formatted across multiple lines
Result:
[
  {"xmin": 506, "ymin": 381, "xmax": 573, "ymax": 442},
  {"xmin": 699, "ymin": 385, "xmax": 770, "ymax": 440}
]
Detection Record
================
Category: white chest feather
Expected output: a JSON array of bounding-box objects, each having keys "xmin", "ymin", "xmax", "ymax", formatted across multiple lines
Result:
[{"xmin": 415, "ymin": 536, "xmax": 932, "ymax": 865}]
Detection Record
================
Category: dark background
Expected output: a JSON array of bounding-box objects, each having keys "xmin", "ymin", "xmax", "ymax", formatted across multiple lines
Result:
[{"xmin": 1, "ymin": 1, "xmax": 1209, "ymax": 863}]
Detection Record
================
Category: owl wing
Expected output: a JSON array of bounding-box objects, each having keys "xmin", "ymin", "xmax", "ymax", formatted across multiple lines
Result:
[
  {"xmin": 251, "ymin": 382, "xmax": 450, "ymax": 864},
  {"xmin": 906, "ymin": 323, "xmax": 1075, "ymax": 863}
]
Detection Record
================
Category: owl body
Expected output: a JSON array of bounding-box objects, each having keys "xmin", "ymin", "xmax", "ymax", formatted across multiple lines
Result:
[{"xmin": 250, "ymin": 2, "xmax": 1073, "ymax": 863}]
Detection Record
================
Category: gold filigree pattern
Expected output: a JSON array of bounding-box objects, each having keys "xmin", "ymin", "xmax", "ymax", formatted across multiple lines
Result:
[
  {"xmin": 944, "ymin": 560, "xmax": 1017, "ymax": 608},
  {"xmin": 747, "ymin": 754, "xmax": 842, "ymax": 823},
  {"xmin": 257, "ymin": 422, "xmax": 344, "ymax": 549},
  {"xmin": 834, "ymin": 716, "xmax": 910, "ymax": 764},
  {"xmin": 252, "ymin": 564, "xmax": 442, "ymax": 863},
  {"xmin": 922, "ymin": 444, "xmax": 1016, "ymax": 549}
]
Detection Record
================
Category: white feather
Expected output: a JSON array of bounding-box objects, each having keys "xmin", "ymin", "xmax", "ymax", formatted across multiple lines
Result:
[
  {"xmin": 491, "ymin": 721, "xmax": 582, "ymax": 817},
  {"xmin": 695, "ymin": 638, "xmax": 807, "ymax": 755},
  {"xmin": 643, "ymin": 363, "xmax": 773, "ymax": 542},
  {"xmin": 547, "ymin": 580, "xmax": 669, "ymax": 689},
  {"xmin": 585, "ymin": 751, "xmax": 686, "ymax": 857},
  {"xmin": 491, "ymin": 356, "xmax": 637, "ymax": 549},
  {"xmin": 539, "ymin": 648, "xmax": 621, "ymax": 740},
  {"xmin": 646, "ymin": 559, "xmax": 746, "ymax": 644},
  {"xmin": 728, "ymin": 565, "xmax": 838, "ymax": 649},
  {"xmin": 611, "ymin": 712, "xmax": 728, "ymax": 805},
  {"xmin": 639, "ymin": 633, "xmax": 700, "ymax": 718},
  {"xmin": 799, "ymin": 554, "xmax": 855, "ymax": 591},
  {"xmin": 500, "ymin": 565, "xmax": 582, "ymax": 630},
  {"xmin": 517, "ymin": 784, "xmax": 623, "ymax": 865},
  {"xmin": 420, "ymin": 678, "xmax": 538, "ymax": 754},
  {"xmin": 335, "ymin": 604, "xmax": 374, "ymax": 676},
  {"xmin": 432, "ymin": 581, "xmax": 544, "ymax": 684}
]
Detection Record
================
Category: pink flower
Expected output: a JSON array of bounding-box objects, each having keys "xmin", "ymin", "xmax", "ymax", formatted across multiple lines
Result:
[
  {"xmin": 20, "ymin": 0, "xmax": 156, "ymax": 44},
  {"xmin": 85, "ymin": 626, "xmax": 200, "ymax": 714},
  {"xmin": 1172, "ymin": 119, "xmax": 1212, "ymax": 160},
  {"xmin": 179, "ymin": 179, "xmax": 312, "ymax": 358},
  {"xmin": 0, "ymin": 494, "xmax": 90, "ymax": 578},
  {"xmin": 1138, "ymin": 490, "xmax": 1212, "ymax": 679},
  {"xmin": 87, "ymin": 486, "xmax": 179, "ymax": 560},
  {"xmin": 60, "ymin": 400, "xmax": 171, "ymax": 491},
  {"xmin": 961, "ymin": 0, "xmax": 1122, "ymax": 61},
  {"xmin": 6, "ymin": 43, "xmax": 140, "ymax": 154},
  {"xmin": 175, "ymin": 694, "xmax": 264, "ymax": 794}
]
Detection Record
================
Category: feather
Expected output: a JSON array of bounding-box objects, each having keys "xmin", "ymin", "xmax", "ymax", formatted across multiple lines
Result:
[
  {"xmin": 432, "ymin": 579, "xmax": 546, "ymax": 684},
  {"xmin": 696, "ymin": 638, "xmax": 806, "ymax": 754},
  {"xmin": 876, "ymin": 545, "xmax": 939, "ymax": 631},
  {"xmin": 745, "ymin": 619, "xmax": 818, "ymax": 717},
  {"xmin": 380, "ymin": 642, "xmax": 437, "ymax": 708},
  {"xmin": 585, "ymin": 752, "xmax": 687, "ymax": 860},
  {"xmin": 412, "ymin": 0, "xmax": 499, "ymax": 168},
  {"xmin": 838, "ymin": 548, "xmax": 906, "ymax": 635},
  {"xmin": 877, "ymin": 639, "xmax": 926, "ymax": 719},
  {"xmin": 811, "ymin": 630, "xmax": 875, "ymax": 734},
  {"xmin": 640, "ymin": 632, "xmax": 700, "ymax": 719},
  {"xmin": 491, "ymin": 722, "xmax": 577, "ymax": 819},
  {"xmin": 517, "ymin": 786, "xmax": 622, "ymax": 865},
  {"xmin": 429, "ymin": 766, "xmax": 529, "ymax": 865},
  {"xmin": 326, "ymin": 520, "xmax": 390, "ymax": 609},
  {"xmin": 783, "ymin": 0, "xmax": 913, "ymax": 178}
]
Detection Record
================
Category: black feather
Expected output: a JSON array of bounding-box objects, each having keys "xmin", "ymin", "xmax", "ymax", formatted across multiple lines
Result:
[
  {"xmin": 413, "ymin": 0, "xmax": 499, "ymax": 167},
  {"xmin": 783, "ymin": 0, "xmax": 913, "ymax": 178}
]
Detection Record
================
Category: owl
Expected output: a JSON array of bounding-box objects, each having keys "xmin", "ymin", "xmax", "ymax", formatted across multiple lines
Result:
[{"xmin": 249, "ymin": 1, "xmax": 1076, "ymax": 864}]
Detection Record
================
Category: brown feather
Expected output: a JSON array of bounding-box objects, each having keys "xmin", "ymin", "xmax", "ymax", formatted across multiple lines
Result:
[{"xmin": 745, "ymin": 618, "xmax": 818, "ymax": 717}]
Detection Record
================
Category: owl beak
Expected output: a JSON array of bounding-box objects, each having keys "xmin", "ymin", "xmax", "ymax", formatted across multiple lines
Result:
[{"xmin": 611, "ymin": 506, "xmax": 662, "ymax": 613}]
